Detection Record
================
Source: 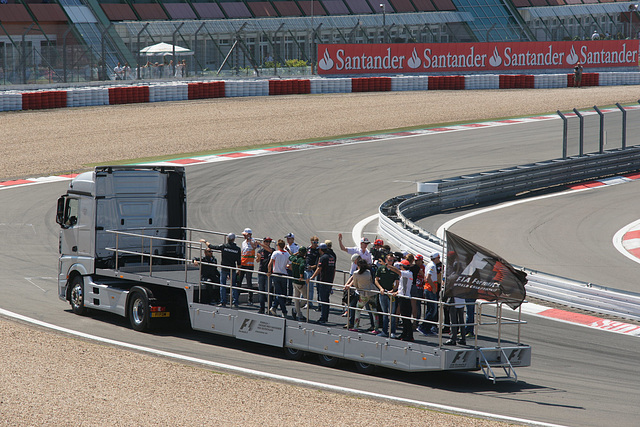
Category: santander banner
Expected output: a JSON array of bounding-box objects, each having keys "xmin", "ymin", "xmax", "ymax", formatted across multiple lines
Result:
[{"xmin": 317, "ymin": 41, "xmax": 639, "ymax": 74}]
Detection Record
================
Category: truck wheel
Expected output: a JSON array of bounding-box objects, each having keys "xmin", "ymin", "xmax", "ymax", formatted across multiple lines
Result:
[
  {"xmin": 129, "ymin": 290, "xmax": 151, "ymax": 332},
  {"xmin": 318, "ymin": 354, "xmax": 339, "ymax": 367},
  {"xmin": 69, "ymin": 276, "xmax": 86, "ymax": 315},
  {"xmin": 354, "ymin": 361, "xmax": 376, "ymax": 375},
  {"xmin": 284, "ymin": 347, "xmax": 305, "ymax": 361}
]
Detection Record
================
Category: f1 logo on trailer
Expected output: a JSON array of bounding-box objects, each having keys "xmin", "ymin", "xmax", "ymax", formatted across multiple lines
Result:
[
  {"xmin": 317, "ymin": 40, "xmax": 639, "ymax": 75},
  {"xmin": 238, "ymin": 318, "xmax": 255, "ymax": 333}
]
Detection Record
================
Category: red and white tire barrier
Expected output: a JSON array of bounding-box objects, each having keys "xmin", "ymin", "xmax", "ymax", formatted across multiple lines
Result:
[
  {"xmin": 2, "ymin": 71, "xmax": 640, "ymax": 113},
  {"xmin": 0, "ymin": 72, "xmax": 640, "ymax": 111}
]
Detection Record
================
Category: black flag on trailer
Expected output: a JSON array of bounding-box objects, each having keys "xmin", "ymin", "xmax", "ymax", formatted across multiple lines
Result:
[{"xmin": 444, "ymin": 231, "xmax": 527, "ymax": 309}]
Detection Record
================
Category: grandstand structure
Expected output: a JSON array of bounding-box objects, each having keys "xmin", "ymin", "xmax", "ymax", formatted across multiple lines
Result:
[{"xmin": 0, "ymin": 0, "xmax": 639, "ymax": 85}]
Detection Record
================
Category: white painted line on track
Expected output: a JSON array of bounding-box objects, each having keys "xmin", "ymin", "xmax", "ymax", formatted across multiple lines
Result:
[
  {"xmin": 436, "ymin": 188, "xmax": 583, "ymax": 239},
  {"xmin": 0, "ymin": 307, "xmax": 565, "ymax": 427},
  {"xmin": 436, "ymin": 174, "xmax": 640, "ymax": 239},
  {"xmin": 613, "ymin": 218, "xmax": 640, "ymax": 265},
  {"xmin": 351, "ymin": 213, "xmax": 379, "ymax": 246},
  {"xmin": 24, "ymin": 277, "xmax": 47, "ymax": 292}
]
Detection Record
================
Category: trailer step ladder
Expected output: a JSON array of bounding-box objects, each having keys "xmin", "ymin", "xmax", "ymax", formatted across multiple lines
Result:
[{"xmin": 478, "ymin": 348, "xmax": 518, "ymax": 383}]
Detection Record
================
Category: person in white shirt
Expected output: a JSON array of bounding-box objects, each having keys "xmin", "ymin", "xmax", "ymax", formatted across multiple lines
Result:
[
  {"xmin": 394, "ymin": 260, "xmax": 414, "ymax": 342},
  {"xmin": 338, "ymin": 234, "xmax": 372, "ymax": 273},
  {"xmin": 268, "ymin": 239, "xmax": 289, "ymax": 317},
  {"xmin": 113, "ymin": 62, "xmax": 124, "ymax": 80},
  {"xmin": 418, "ymin": 252, "xmax": 441, "ymax": 336}
]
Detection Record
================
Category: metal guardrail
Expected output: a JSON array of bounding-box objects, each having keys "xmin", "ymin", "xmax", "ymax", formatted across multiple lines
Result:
[{"xmin": 378, "ymin": 146, "xmax": 640, "ymax": 322}]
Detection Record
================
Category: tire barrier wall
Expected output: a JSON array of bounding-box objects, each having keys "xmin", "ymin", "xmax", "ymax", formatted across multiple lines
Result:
[
  {"xmin": 428, "ymin": 75, "xmax": 465, "ymax": 90},
  {"xmin": 108, "ymin": 86, "xmax": 150, "ymax": 105},
  {"xmin": 269, "ymin": 79, "xmax": 311, "ymax": 95},
  {"xmin": 22, "ymin": 91, "xmax": 67, "ymax": 110},
  {"xmin": 187, "ymin": 81, "xmax": 225, "ymax": 99},
  {"xmin": 378, "ymin": 147, "xmax": 640, "ymax": 321},
  {"xmin": 351, "ymin": 77, "xmax": 391, "ymax": 92},
  {"xmin": 2, "ymin": 71, "xmax": 640, "ymax": 112}
]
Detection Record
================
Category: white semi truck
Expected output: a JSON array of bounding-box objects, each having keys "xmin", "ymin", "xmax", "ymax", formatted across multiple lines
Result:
[{"xmin": 57, "ymin": 165, "xmax": 531, "ymax": 380}]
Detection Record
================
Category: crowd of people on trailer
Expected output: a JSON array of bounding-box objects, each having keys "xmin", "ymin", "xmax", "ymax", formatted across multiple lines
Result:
[{"xmin": 194, "ymin": 229, "xmax": 474, "ymax": 346}]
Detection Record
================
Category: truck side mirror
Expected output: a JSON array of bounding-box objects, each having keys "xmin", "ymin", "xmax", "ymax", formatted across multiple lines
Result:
[{"xmin": 56, "ymin": 197, "xmax": 66, "ymax": 226}]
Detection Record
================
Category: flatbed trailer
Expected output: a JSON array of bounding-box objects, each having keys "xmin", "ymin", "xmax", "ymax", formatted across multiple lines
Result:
[
  {"xmin": 56, "ymin": 166, "xmax": 530, "ymax": 381},
  {"xmin": 64, "ymin": 228, "xmax": 530, "ymax": 380}
]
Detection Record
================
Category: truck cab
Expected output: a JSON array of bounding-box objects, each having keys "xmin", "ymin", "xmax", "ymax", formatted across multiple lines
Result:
[{"xmin": 57, "ymin": 166, "xmax": 186, "ymax": 309}]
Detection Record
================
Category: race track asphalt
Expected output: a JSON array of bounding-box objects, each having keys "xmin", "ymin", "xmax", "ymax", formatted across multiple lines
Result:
[{"xmin": 2, "ymin": 108, "xmax": 639, "ymax": 426}]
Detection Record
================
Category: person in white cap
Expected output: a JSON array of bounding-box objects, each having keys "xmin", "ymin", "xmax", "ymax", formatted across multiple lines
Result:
[
  {"xmin": 418, "ymin": 251, "xmax": 441, "ymax": 336},
  {"xmin": 238, "ymin": 228, "xmax": 259, "ymax": 305},
  {"xmin": 338, "ymin": 233, "xmax": 372, "ymax": 273},
  {"xmin": 201, "ymin": 233, "xmax": 241, "ymax": 307}
]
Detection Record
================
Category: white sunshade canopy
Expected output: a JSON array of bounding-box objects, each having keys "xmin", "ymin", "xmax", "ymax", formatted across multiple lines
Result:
[{"xmin": 139, "ymin": 42, "xmax": 193, "ymax": 56}]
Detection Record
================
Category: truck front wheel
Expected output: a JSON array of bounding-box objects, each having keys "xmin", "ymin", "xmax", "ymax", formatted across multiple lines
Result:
[
  {"xmin": 129, "ymin": 290, "xmax": 151, "ymax": 332},
  {"xmin": 69, "ymin": 276, "xmax": 86, "ymax": 315}
]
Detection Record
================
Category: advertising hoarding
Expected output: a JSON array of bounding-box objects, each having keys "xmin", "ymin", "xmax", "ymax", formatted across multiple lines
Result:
[{"xmin": 317, "ymin": 41, "xmax": 639, "ymax": 75}]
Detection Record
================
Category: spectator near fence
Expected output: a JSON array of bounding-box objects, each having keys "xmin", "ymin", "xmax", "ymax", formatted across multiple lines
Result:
[
  {"xmin": 113, "ymin": 62, "xmax": 124, "ymax": 80},
  {"xmin": 574, "ymin": 62, "xmax": 583, "ymax": 88}
]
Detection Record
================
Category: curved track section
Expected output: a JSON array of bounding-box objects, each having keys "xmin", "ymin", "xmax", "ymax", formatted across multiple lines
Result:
[{"xmin": 429, "ymin": 180, "xmax": 640, "ymax": 293}]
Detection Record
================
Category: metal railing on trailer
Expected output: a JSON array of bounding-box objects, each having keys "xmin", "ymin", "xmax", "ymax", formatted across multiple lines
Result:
[{"xmin": 102, "ymin": 227, "xmax": 528, "ymax": 381}]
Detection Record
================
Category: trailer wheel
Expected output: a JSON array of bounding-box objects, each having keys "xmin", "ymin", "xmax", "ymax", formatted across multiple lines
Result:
[
  {"xmin": 129, "ymin": 290, "xmax": 151, "ymax": 332},
  {"xmin": 317, "ymin": 354, "xmax": 339, "ymax": 368},
  {"xmin": 69, "ymin": 276, "xmax": 86, "ymax": 315},
  {"xmin": 284, "ymin": 347, "xmax": 305, "ymax": 361},
  {"xmin": 354, "ymin": 361, "xmax": 376, "ymax": 375}
]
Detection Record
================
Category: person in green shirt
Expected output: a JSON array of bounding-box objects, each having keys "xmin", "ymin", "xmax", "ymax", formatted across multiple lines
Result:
[
  {"xmin": 375, "ymin": 254, "xmax": 401, "ymax": 337},
  {"xmin": 288, "ymin": 246, "xmax": 308, "ymax": 321}
]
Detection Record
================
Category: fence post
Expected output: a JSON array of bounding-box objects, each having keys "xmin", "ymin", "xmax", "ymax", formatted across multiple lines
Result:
[
  {"xmin": 62, "ymin": 27, "xmax": 71, "ymax": 83},
  {"xmin": 617, "ymin": 103, "xmax": 627, "ymax": 149},
  {"xmin": 573, "ymin": 108, "xmax": 584, "ymax": 156},
  {"xmin": 194, "ymin": 23, "xmax": 206, "ymax": 76},
  {"xmin": 137, "ymin": 23, "xmax": 149, "ymax": 80},
  {"xmin": 22, "ymin": 24, "xmax": 34, "ymax": 84},
  {"xmin": 172, "ymin": 23, "xmax": 184, "ymax": 77},
  {"xmin": 557, "ymin": 110, "xmax": 568, "ymax": 159},
  {"xmin": 594, "ymin": 106, "xmax": 604, "ymax": 154}
]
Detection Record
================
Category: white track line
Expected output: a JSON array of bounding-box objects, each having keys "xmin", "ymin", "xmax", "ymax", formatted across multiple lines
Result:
[
  {"xmin": 612, "ymin": 219, "xmax": 640, "ymax": 265},
  {"xmin": 436, "ymin": 188, "xmax": 583, "ymax": 239}
]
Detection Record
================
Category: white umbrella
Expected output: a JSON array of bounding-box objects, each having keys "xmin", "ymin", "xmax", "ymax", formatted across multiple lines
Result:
[{"xmin": 140, "ymin": 42, "xmax": 193, "ymax": 56}]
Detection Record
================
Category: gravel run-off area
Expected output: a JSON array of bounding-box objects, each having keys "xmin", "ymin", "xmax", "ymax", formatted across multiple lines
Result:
[{"xmin": 2, "ymin": 85, "xmax": 640, "ymax": 426}]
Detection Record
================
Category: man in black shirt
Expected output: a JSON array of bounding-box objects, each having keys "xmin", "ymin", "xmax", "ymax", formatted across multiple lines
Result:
[
  {"xmin": 255, "ymin": 237, "xmax": 274, "ymax": 314},
  {"xmin": 310, "ymin": 243, "xmax": 336, "ymax": 324},
  {"xmin": 193, "ymin": 247, "xmax": 220, "ymax": 304},
  {"xmin": 201, "ymin": 233, "xmax": 241, "ymax": 307},
  {"xmin": 304, "ymin": 236, "xmax": 320, "ymax": 309}
]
